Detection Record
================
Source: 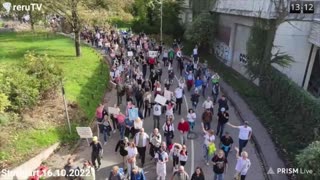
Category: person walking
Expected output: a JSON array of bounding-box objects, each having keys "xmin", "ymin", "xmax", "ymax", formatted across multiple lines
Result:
[
  {"xmin": 191, "ymin": 90, "xmax": 200, "ymax": 109},
  {"xmin": 125, "ymin": 117, "xmax": 134, "ymax": 139},
  {"xmin": 90, "ymin": 136, "xmax": 102, "ymax": 170},
  {"xmin": 170, "ymin": 143, "xmax": 182, "ymax": 171},
  {"xmin": 153, "ymin": 103, "xmax": 162, "ymax": 129},
  {"xmin": 63, "ymin": 158, "xmax": 78, "ymax": 180},
  {"xmin": 143, "ymin": 90, "xmax": 152, "ymax": 118},
  {"xmin": 177, "ymin": 118, "xmax": 190, "ymax": 145},
  {"xmin": 202, "ymin": 129, "xmax": 215, "ymax": 165},
  {"xmin": 179, "ymin": 145, "xmax": 188, "ymax": 166},
  {"xmin": 202, "ymin": 97, "xmax": 214, "ymax": 114},
  {"xmin": 211, "ymin": 72, "xmax": 220, "ymax": 85},
  {"xmin": 130, "ymin": 166, "xmax": 146, "ymax": 180},
  {"xmin": 212, "ymin": 150, "xmax": 228, "ymax": 180},
  {"xmin": 216, "ymin": 108, "xmax": 229, "ymax": 138},
  {"xmin": 163, "ymin": 118, "xmax": 175, "ymax": 147},
  {"xmin": 115, "ymin": 137, "xmax": 129, "ymax": 169},
  {"xmin": 166, "ymin": 102, "xmax": 175, "ymax": 120},
  {"xmin": 175, "ymin": 86, "xmax": 184, "ymax": 115},
  {"xmin": 108, "ymin": 166, "xmax": 122, "ymax": 180},
  {"xmin": 187, "ymin": 109, "xmax": 196, "ymax": 132},
  {"xmin": 133, "ymin": 117, "xmax": 143, "ymax": 137},
  {"xmin": 150, "ymin": 128, "xmax": 162, "ymax": 159},
  {"xmin": 212, "ymin": 83, "xmax": 220, "ymax": 104},
  {"xmin": 135, "ymin": 85, "xmax": 144, "ymax": 110},
  {"xmin": 202, "ymin": 109, "xmax": 213, "ymax": 131},
  {"xmin": 191, "ymin": 167, "xmax": 205, "ymax": 180},
  {"xmin": 234, "ymin": 147, "xmax": 251, "ymax": 180},
  {"xmin": 81, "ymin": 160, "xmax": 95, "ymax": 180},
  {"xmin": 217, "ymin": 95, "xmax": 229, "ymax": 112},
  {"xmin": 155, "ymin": 144, "xmax": 169, "ymax": 180},
  {"xmin": 227, "ymin": 121, "xmax": 252, "ymax": 155},
  {"xmin": 220, "ymin": 132, "xmax": 234, "ymax": 158},
  {"xmin": 194, "ymin": 76, "xmax": 203, "ymax": 92},
  {"xmin": 171, "ymin": 165, "xmax": 189, "ymax": 180},
  {"xmin": 98, "ymin": 115, "xmax": 112, "ymax": 145},
  {"xmin": 116, "ymin": 112, "xmax": 126, "ymax": 140},
  {"xmin": 134, "ymin": 128, "xmax": 149, "ymax": 167},
  {"xmin": 126, "ymin": 142, "xmax": 138, "ymax": 175}
]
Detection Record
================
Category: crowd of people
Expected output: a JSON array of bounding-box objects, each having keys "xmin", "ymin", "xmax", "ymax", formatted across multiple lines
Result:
[{"xmin": 63, "ymin": 27, "xmax": 253, "ymax": 180}]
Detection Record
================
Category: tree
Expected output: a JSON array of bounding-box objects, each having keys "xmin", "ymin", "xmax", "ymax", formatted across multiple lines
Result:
[
  {"xmin": 296, "ymin": 141, "xmax": 320, "ymax": 179},
  {"xmin": 184, "ymin": 12, "xmax": 218, "ymax": 50},
  {"xmin": 246, "ymin": 0, "xmax": 296, "ymax": 82},
  {"xmin": 44, "ymin": 0, "xmax": 110, "ymax": 57}
]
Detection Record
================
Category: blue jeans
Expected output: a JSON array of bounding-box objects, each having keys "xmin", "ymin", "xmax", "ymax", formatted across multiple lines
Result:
[
  {"xmin": 214, "ymin": 173, "xmax": 224, "ymax": 180},
  {"xmin": 203, "ymin": 144, "xmax": 210, "ymax": 162},
  {"xmin": 103, "ymin": 128, "xmax": 110, "ymax": 143},
  {"xmin": 188, "ymin": 121, "xmax": 195, "ymax": 131},
  {"xmin": 239, "ymin": 139, "xmax": 248, "ymax": 155},
  {"xmin": 119, "ymin": 124, "xmax": 125, "ymax": 140}
]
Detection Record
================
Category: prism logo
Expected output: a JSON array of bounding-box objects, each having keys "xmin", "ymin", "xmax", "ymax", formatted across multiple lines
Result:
[
  {"xmin": 2, "ymin": 2, "xmax": 11, "ymax": 14},
  {"xmin": 2, "ymin": 2, "xmax": 43, "ymax": 13}
]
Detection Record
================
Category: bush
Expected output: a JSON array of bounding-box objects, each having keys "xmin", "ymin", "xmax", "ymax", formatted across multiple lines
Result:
[
  {"xmin": 23, "ymin": 52, "xmax": 63, "ymax": 97},
  {"xmin": 296, "ymin": 141, "xmax": 320, "ymax": 178},
  {"xmin": 260, "ymin": 68, "xmax": 320, "ymax": 157},
  {"xmin": 0, "ymin": 68, "xmax": 40, "ymax": 111},
  {"xmin": 0, "ymin": 93, "xmax": 10, "ymax": 113}
]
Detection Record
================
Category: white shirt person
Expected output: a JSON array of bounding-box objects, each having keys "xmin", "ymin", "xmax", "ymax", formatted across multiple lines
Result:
[{"xmin": 227, "ymin": 121, "xmax": 252, "ymax": 156}]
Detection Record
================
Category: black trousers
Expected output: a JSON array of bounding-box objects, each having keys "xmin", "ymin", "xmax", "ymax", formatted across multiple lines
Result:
[
  {"xmin": 149, "ymin": 144, "xmax": 160, "ymax": 158},
  {"xmin": 137, "ymin": 146, "xmax": 146, "ymax": 166},
  {"xmin": 91, "ymin": 153, "xmax": 101, "ymax": 168},
  {"xmin": 176, "ymin": 98, "xmax": 183, "ymax": 115}
]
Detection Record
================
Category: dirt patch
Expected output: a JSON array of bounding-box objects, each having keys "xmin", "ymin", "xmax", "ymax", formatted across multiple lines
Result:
[{"xmin": 0, "ymin": 93, "xmax": 86, "ymax": 170}]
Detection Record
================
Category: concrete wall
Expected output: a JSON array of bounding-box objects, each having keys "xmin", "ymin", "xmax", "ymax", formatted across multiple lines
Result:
[
  {"xmin": 213, "ymin": 0, "xmax": 276, "ymax": 19},
  {"xmin": 215, "ymin": 14, "xmax": 312, "ymax": 86},
  {"xmin": 273, "ymin": 21, "xmax": 312, "ymax": 86}
]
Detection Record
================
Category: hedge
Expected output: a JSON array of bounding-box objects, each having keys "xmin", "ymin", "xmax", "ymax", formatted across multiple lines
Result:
[{"xmin": 260, "ymin": 68, "xmax": 320, "ymax": 158}]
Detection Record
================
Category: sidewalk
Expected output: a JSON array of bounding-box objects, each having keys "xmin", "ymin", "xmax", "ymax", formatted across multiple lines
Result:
[{"xmin": 219, "ymin": 79, "xmax": 288, "ymax": 180}]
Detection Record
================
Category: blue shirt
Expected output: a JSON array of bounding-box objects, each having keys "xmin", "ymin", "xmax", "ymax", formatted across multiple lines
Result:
[
  {"xmin": 195, "ymin": 79, "xmax": 203, "ymax": 87},
  {"xmin": 130, "ymin": 170, "xmax": 146, "ymax": 180}
]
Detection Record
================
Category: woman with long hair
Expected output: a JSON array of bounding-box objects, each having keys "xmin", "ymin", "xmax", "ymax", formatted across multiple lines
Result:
[{"xmin": 191, "ymin": 167, "xmax": 205, "ymax": 180}]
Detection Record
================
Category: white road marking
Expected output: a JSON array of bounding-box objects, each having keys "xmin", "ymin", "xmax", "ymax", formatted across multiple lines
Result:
[{"xmin": 174, "ymin": 75, "xmax": 194, "ymax": 176}]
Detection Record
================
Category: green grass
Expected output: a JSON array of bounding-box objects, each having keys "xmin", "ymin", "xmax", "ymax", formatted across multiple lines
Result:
[
  {"xmin": 201, "ymin": 53, "xmax": 294, "ymax": 164},
  {"xmin": 0, "ymin": 32, "xmax": 109, "ymax": 167}
]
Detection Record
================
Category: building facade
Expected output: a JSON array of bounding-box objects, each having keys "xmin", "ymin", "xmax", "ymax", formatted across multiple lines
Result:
[{"xmin": 206, "ymin": 0, "xmax": 320, "ymax": 96}]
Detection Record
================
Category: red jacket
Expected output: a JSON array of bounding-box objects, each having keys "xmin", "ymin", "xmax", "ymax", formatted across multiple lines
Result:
[{"xmin": 178, "ymin": 122, "xmax": 190, "ymax": 133}]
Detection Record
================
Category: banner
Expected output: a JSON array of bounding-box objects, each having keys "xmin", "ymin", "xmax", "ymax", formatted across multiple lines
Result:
[
  {"xmin": 128, "ymin": 108, "xmax": 139, "ymax": 121},
  {"xmin": 155, "ymin": 95, "xmax": 167, "ymax": 106},
  {"xmin": 108, "ymin": 107, "xmax": 120, "ymax": 115},
  {"xmin": 148, "ymin": 51, "xmax": 158, "ymax": 58},
  {"xmin": 76, "ymin": 127, "xmax": 93, "ymax": 138}
]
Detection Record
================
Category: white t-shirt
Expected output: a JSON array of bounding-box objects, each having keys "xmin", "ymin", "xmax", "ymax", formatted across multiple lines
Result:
[
  {"xmin": 127, "ymin": 147, "xmax": 138, "ymax": 158},
  {"xmin": 193, "ymin": 48, "xmax": 198, "ymax": 55},
  {"xmin": 235, "ymin": 158, "xmax": 251, "ymax": 175},
  {"xmin": 238, "ymin": 126, "xmax": 252, "ymax": 140},
  {"xmin": 202, "ymin": 100, "xmax": 213, "ymax": 109},
  {"xmin": 204, "ymin": 134, "xmax": 215, "ymax": 146},
  {"xmin": 175, "ymin": 88, "xmax": 183, "ymax": 99},
  {"xmin": 153, "ymin": 104, "xmax": 162, "ymax": 116},
  {"xmin": 187, "ymin": 113, "xmax": 196, "ymax": 123},
  {"xmin": 179, "ymin": 151, "xmax": 188, "ymax": 162}
]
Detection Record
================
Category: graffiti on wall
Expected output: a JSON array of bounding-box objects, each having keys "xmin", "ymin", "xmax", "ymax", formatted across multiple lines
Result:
[
  {"xmin": 214, "ymin": 41, "xmax": 231, "ymax": 61},
  {"xmin": 239, "ymin": 53, "xmax": 248, "ymax": 65}
]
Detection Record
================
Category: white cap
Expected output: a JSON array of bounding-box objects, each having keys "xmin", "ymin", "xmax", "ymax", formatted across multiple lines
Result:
[{"xmin": 221, "ymin": 107, "xmax": 226, "ymax": 112}]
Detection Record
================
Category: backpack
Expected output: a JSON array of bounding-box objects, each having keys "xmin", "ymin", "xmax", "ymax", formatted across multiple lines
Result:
[{"xmin": 208, "ymin": 143, "xmax": 216, "ymax": 155}]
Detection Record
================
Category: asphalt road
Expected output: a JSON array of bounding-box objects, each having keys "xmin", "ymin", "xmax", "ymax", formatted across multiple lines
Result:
[{"xmin": 89, "ymin": 54, "xmax": 266, "ymax": 180}]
